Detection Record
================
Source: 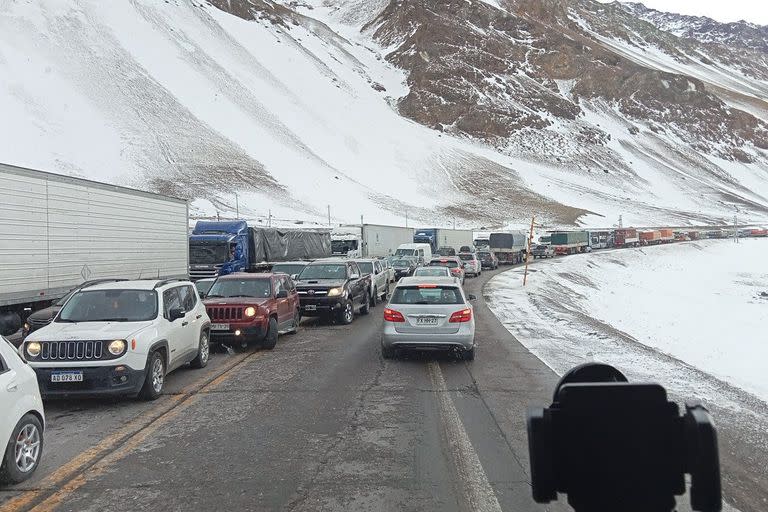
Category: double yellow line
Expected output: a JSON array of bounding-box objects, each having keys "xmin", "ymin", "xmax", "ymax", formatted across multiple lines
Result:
[{"xmin": 4, "ymin": 350, "xmax": 261, "ymax": 512}]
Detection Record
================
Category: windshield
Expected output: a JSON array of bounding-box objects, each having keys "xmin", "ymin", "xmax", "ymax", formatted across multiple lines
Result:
[
  {"xmin": 298, "ymin": 264, "xmax": 348, "ymax": 280},
  {"xmin": 55, "ymin": 288, "xmax": 78, "ymax": 306},
  {"xmin": 392, "ymin": 259, "xmax": 411, "ymax": 267},
  {"xmin": 195, "ymin": 280, "xmax": 215, "ymax": 295},
  {"xmin": 414, "ymin": 267, "xmax": 451, "ymax": 277},
  {"xmin": 390, "ymin": 285, "xmax": 464, "ymax": 305},
  {"xmin": 207, "ymin": 278, "xmax": 271, "ymax": 298},
  {"xmin": 331, "ymin": 240, "xmax": 358, "ymax": 254},
  {"xmin": 429, "ymin": 260, "xmax": 459, "ymax": 268},
  {"xmin": 58, "ymin": 290, "xmax": 158, "ymax": 322},
  {"xmin": 477, "ymin": 252, "xmax": 492, "ymax": 260},
  {"xmin": 271, "ymin": 263, "xmax": 307, "ymax": 276},
  {"xmin": 357, "ymin": 262, "xmax": 374, "ymax": 275},
  {"xmin": 189, "ymin": 242, "xmax": 229, "ymax": 265},
  {"xmin": 394, "ymin": 248, "xmax": 415, "ymax": 257}
]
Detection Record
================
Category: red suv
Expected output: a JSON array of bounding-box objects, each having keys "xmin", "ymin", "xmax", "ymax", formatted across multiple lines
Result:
[{"xmin": 203, "ymin": 273, "xmax": 300, "ymax": 349}]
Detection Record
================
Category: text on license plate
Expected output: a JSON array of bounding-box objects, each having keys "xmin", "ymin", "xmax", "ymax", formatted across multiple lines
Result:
[
  {"xmin": 416, "ymin": 317, "xmax": 438, "ymax": 325},
  {"xmin": 51, "ymin": 371, "xmax": 83, "ymax": 383},
  {"xmin": 210, "ymin": 323, "xmax": 230, "ymax": 331},
  {"xmin": 304, "ymin": 305, "xmax": 317, "ymax": 311}
]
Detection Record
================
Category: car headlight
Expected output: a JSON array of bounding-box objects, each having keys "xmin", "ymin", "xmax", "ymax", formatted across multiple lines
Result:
[
  {"xmin": 23, "ymin": 322, "xmax": 30, "ymax": 332},
  {"xmin": 108, "ymin": 339, "xmax": 126, "ymax": 356},
  {"xmin": 26, "ymin": 342, "xmax": 41, "ymax": 358},
  {"xmin": 244, "ymin": 306, "xmax": 257, "ymax": 317},
  {"xmin": 327, "ymin": 287, "xmax": 342, "ymax": 297}
]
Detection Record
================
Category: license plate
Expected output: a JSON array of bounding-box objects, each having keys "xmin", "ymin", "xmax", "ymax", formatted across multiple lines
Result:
[
  {"xmin": 416, "ymin": 317, "xmax": 438, "ymax": 326},
  {"xmin": 51, "ymin": 371, "xmax": 83, "ymax": 383},
  {"xmin": 304, "ymin": 305, "xmax": 317, "ymax": 311},
  {"xmin": 210, "ymin": 323, "xmax": 230, "ymax": 331}
]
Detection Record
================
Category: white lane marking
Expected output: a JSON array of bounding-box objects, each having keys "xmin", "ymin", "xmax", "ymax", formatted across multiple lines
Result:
[{"xmin": 428, "ymin": 361, "xmax": 503, "ymax": 512}]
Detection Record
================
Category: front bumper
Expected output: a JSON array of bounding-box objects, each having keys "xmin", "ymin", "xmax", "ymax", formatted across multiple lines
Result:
[
  {"xmin": 298, "ymin": 297, "xmax": 345, "ymax": 316},
  {"xmin": 34, "ymin": 365, "xmax": 146, "ymax": 398},
  {"xmin": 209, "ymin": 322, "xmax": 267, "ymax": 344}
]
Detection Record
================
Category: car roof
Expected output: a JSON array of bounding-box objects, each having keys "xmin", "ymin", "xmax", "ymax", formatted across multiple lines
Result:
[
  {"xmin": 306, "ymin": 259, "xmax": 349, "ymax": 265},
  {"xmin": 218, "ymin": 273, "xmax": 275, "ymax": 279},
  {"xmin": 397, "ymin": 276, "xmax": 460, "ymax": 286},
  {"xmin": 80, "ymin": 279, "xmax": 188, "ymax": 291},
  {"xmin": 430, "ymin": 256, "xmax": 461, "ymax": 261},
  {"xmin": 271, "ymin": 261, "xmax": 309, "ymax": 265},
  {"xmin": 351, "ymin": 258, "xmax": 377, "ymax": 263}
]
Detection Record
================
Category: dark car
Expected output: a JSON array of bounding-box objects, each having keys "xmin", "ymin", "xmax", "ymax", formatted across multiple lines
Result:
[
  {"xmin": 294, "ymin": 259, "xmax": 371, "ymax": 324},
  {"xmin": 19, "ymin": 279, "xmax": 125, "ymax": 344},
  {"xmin": 436, "ymin": 246, "xmax": 456, "ymax": 257},
  {"xmin": 390, "ymin": 258, "xmax": 418, "ymax": 280},
  {"xmin": 477, "ymin": 250, "xmax": 499, "ymax": 270},
  {"xmin": 203, "ymin": 273, "xmax": 300, "ymax": 349}
]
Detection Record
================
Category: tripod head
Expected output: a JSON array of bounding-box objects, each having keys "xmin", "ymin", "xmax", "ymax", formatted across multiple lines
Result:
[{"xmin": 527, "ymin": 363, "xmax": 721, "ymax": 512}]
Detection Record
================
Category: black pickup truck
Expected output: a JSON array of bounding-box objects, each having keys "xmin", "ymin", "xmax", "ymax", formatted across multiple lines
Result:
[{"xmin": 294, "ymin": 259, "xmax": 372, "ymax": 324}]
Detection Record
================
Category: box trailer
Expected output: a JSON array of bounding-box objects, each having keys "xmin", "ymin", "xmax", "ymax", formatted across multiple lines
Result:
[
  {"xmin": 550, "ymin": 231, "xmax": 589, "ymax": 255},
  {"xmin": 639, "ymin": 230, "xmax": 663, "ymax": 245},
  {"xmin": 0, "ymin": 163, "xmax": 189, "ymax": 333},
  {"xmin": 331, "ymin": 224, "xmax": 414, "ymax": 258},
  {"xmin": 414, "ymin": 228, "xmax": 474, "ymax": 253},
  {"xmin": 489, "ymin": 231, "xmax": 528, "ymax": 264},
  {"xmin": 614, "ymin": 228, "xmax": 639, "ymax": 248},
  {"xmin": 659, "ymin": 228, "xmax": 674, "ymax": 242}
]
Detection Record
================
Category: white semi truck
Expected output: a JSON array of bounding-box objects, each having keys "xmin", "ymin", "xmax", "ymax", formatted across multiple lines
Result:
[
  {"xmin": 331, "ymin": 224, "xmax": 414, "ymax": 258},
  {"xmin": 0, "ymin": 163, "xmax": 189, "ymax": 340}
]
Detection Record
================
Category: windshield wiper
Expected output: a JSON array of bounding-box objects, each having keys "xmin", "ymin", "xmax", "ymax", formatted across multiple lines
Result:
[
  {"xmin": 100, "ymin": 318, "xmax": 132, "ymax": 322},
  {"xmin": 227, "ymin": 294, "xmax": 257, "ymax": 298},
  {"xmin": 205, "ymin": 294, "xmax": 223, "ymax": 298}
]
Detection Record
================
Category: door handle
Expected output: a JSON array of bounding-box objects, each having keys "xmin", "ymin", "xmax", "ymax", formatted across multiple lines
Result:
[
  {"xmin": 196, "ymin": 314, "xmax": 202, "ymax": 319},
  {"xmin": 6, "ymin": 381, "xmax": 18, "ymax": 392},
  {"xmin": 182, "ymin": 321, "xmax": 189, "ymax": 326}
]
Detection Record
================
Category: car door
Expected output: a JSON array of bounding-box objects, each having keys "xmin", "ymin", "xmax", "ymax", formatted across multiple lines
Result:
[
  {"xmin": 0, "ymin": 345, "xmax": 16, "ymax": 440},
  {"xmin": 274, "ymin": 276, "xmax": 292, "ymax": 329},
  {"xmin": 285, "ymin": 275, "xmax": 300, "ymax": 314},
  {"xmin": 178, "ymin": 285, "xmax": 202, "ymax": 358},
  {"xmin": 348, "ymin": 262, "xmax": 363, "ymax": 306},
  {"xmin": 162, "ymin": 287, "xmax": 187, "ymax": 368}
]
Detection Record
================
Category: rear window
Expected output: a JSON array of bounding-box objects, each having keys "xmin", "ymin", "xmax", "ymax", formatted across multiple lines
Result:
[
  {"xmin": 429, "ymin": 260, "xmax": 459, "ymax": 268},
  {"xmin": 458, "ymin": 254, "xmax": 473, "ymax": 261},
  {"xmin": 357, "ymin": 262, "xmax": 374, "ymax": 275},
  {"xmin": 414, "ymin": 267, "xmax": 450, "ymax": 277},
  {"xmin": 390, "ymin": 286, "xmax": 464, "ymax": 305}
]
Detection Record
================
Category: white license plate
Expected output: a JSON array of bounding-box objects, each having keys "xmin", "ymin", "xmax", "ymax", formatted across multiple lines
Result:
[
  {"xmin": 304, "ymin": 305, "xmax": 317, "ymax": 311},
  {"xmin": 51, "ymin": 371, "xmax": 83, "ymax": 383},
  {"xmin": 210, "ymin": 323, "xmax": 230, "ymax": 331},
  {"xmin": 416, "ymin": 317, "xmax": 439, "ymax": 326}
]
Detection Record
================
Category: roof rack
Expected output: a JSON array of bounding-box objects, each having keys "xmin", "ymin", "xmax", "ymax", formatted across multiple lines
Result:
[
  {"xmin": 153, "ymin": 278, "xmax": 187, "ymax": 289},
  {"xmin": 80, "ymin": 278, "xmax": 128, "ymax": 289}
]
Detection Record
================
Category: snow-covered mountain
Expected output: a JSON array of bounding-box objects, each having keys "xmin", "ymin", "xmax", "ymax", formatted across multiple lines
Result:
[{"xmin": 1, "ymin": 0, "xmax": 767, "ymax": 229}]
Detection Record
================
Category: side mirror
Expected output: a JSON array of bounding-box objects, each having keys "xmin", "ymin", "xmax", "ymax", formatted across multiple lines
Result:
[
  {"xmin": 168, "ymin": 308, "xmax": 185, "ymax": 321},
  {"xmin": 468, "ymin": 294, "xmax": 477, "ymax": 301},
  {"xmin": 290, "ymin": 274, "xmax": 299, "ymax": 281},
  {"xmin": 198, "ymin": 291, "xmax": 206, "ymax": 299},
  {"xmin": 350, "ymin": 273, "xmax": 360, "ymax": 280},
  {"xmin": 276, "ymin": 290, "xmax": 289, "ymax": 299}
]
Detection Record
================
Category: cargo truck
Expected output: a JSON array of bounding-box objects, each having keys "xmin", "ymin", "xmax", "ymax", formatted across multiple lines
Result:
[
  {"xmin": 587, "ymin": 230, "xmax": 612, "ymax": 250},
  {"xmin": 659, "ymin": 229, "xmax": 674, "ymax": 243},
  {"xmin": 488, "ymin": 232, "xmax": 528, "ymax": 264},
  {"xmin": 550, "ymin": 231, "xmax": 589, "ymax": 255},
  {"xmin": 0, "ymin": 163, "xmax": 189, "ymax": 342},
  {"xmin": 413, "ymin": 228, "xmax": 474, "ymax": 253},
  {"xmin": 188, "ymin": 221, "xmax": 331, "ymax": 280},
  {"xmin": 331, "ymin": 224, "xmax": 414, "ymax": 258},
  {"xmin": 639, "ymin": 230, "xmax": 663, "ymax": 245},
  {"xmin": 614, "ymin": 228, "xmax": 640, "ymax": 248}
]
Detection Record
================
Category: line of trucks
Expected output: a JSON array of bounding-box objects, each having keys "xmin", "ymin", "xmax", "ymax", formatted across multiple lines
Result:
[{"xmin": 2, "ymin": 163, "xmax": 766, "ymax": 343}]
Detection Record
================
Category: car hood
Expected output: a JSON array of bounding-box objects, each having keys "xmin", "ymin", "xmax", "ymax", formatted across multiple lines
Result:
[
  {"xmin": 25, "ymin": 321, "xmax": 154, "ymax": 341},
  {"xmin": 27, "ymin": 306, "xmax": 61, "ymax": 322},
  {"xmin": 295, "ymin": 279, "xmax": 347, "ymax": 289},
  {"xmin": 203, "ymin": 297, "xmax": 270, "ymax": 306}
]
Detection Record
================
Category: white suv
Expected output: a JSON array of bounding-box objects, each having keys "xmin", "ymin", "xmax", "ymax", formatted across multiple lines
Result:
[{"xmin": 21, "ymin": 279, "xmax": 211, "ymax": 400}]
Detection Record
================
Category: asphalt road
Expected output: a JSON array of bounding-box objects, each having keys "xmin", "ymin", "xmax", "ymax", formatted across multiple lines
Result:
[{"xmin": 0, "ymin": 266, "xmax": 759, "ymax": 512}]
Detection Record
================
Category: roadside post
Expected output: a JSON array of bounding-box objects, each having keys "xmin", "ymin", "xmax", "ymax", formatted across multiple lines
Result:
[{"xmin": 523, "ymin": 215, "xmax": 535, "ymax": 286}]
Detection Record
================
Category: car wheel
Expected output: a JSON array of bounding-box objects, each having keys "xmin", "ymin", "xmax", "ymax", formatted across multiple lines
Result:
[
  {"xmin": 370, "ymin": 287, "xmax": 378, "ymax": 307},
  {"xmin": 462, "ymin": 347, "xmax": 475, "ymax": 361},
  {"xmin": 190, "ymin": 330, "xmax": 210, "ymax": 369},
  {"xmin": 286, "ymin": 309, "xmax": 300, "ymax": 334},
  {"xmin": 360, "ymin": 295, "xmax": 370, "ymax": 315},
  {"xmin": 381, "ymin": 345, "xmax": 395, "ymax": 359},
  {"xmin": 0, "ymin": 414, "xmax": 43, "ymax": 485},
  {"xmin": 338, "ymin": 299, "xmax": 355, "ymax": 325},
  {"xmin": 262, "ymin": 317, "xmax": 278, "ymax": 350},
  {"xmin": 139, "ymin": 351, "xmax": 165, "ymax": 401},
  {"xmin": 380, "ymin": 286, "xmax": 388, "ymax": 302}
]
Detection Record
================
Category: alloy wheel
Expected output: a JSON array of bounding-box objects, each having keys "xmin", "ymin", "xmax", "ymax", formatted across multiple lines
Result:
[
  {"xmin": 14, "ymin": 424, "xmax": 41, "ymax": 473},
  {"xmin": 151, "ymin": 357, "xmax": 164, "ymax": 393}
]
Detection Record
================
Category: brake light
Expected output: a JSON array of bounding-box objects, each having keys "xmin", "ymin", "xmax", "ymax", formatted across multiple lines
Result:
[
  {"xmin": 384, "ymin": 308, "xmax": 405, "ymax": 322},
  {"xmin": 450, "ymin": 268, "xmax": 461, "ymax": 274},
  {"xmin": 449, "ymin": 308, "xmax": 472, "ymax": 323},
  {"xmin": 417, "ymin": 284, "xmax": 437, "ymax": 288}
]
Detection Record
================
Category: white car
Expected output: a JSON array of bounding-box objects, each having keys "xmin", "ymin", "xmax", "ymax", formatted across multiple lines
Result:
[
  {"xmin": 1, "ymin": 335, "xmax": 44, "ymax": 484},
  {"xmin": 21, "ymin": 279, "xmax": 211, "ymax": 400},
  {"xmin": 353, "ymin": 259, "xmax": 389, "ymax": 305},
  {"xmin": 458, "ymin": 252, "xmax": 482, "ymax": 277}
]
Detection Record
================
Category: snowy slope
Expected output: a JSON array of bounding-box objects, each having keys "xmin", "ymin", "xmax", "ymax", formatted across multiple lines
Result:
[{"xmin": 1, "ymin": 0, "xmax": 767, "ymax": 228}]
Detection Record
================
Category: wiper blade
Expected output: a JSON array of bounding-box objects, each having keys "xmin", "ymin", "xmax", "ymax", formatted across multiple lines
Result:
[
  {"xmin": 227, "ymin": 294, "xmax": 257, "ymax": 298},
  {"xmin": 205, "ymin": 294, "xmax": 223, "ymax": 298},
  {"xmin": 100, "ymin": 318, "xmax": 131, "ymax": 322}
]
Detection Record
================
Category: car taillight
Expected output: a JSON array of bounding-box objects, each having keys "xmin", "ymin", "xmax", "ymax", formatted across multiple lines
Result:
[
  {"xmin": 384, "ymin": 308, "xmax": 405, "ymax": 322},
  {"xmin": 451, "ymin": 268, "xmax": 461, "ymax": 274},
  {"xmin": 449, "ymin": 308, "xmax": 472, "ymax": 323}
]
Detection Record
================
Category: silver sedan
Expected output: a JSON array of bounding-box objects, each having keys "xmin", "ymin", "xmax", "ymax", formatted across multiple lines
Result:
[{"xmin": 381, "ymin": 277, "xmax": 476, "ymax": 360}]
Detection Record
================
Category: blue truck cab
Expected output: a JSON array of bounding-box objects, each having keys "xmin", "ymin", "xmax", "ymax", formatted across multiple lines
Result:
[
  {"xmin": 413, "ymin": 228, "xmax": 439, "ymax": 253},
  {"xmin": 188, "ymin": 220, "xmax": 250, "ymax": 280}
]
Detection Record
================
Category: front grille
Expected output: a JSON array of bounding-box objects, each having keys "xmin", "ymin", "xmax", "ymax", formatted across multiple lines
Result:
[
  {"xmin": 207, "ymin": 306, "xmax": 244, "ymax": 321},
  {"xmin": 40, "ymin": 341, "xmax": 103, "ymax": 361},
  {"xmin": 297, "ymin": 289, "xmax": 328, "ymax": 296}
]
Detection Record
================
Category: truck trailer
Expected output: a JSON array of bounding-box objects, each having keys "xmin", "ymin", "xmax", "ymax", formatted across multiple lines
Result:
[
  {"xmin": 413, "ymin": 228, "xmax": 474, "ymax": 253},
  {"xmin": 0, "ymin": 163, "xmax": 189, "ymax": 338},
  {"xmin": 331, "ymin": 224, "xmax": 414, "ymax": 258},
  {"xmin": 488, "ymin": 231, "xmax": 528, "ymax": 264},
  {"xmin": 639, "ymin": 230, "xmax": 663, "ymax": 245},
  {"xmin": 188, "ymin": 221, "xmax": 331, "ymax": 279},
  {"xmin": 614, "ymin": 228, "xmax": 640, "ymax": 248},
  {"xmin": 550, "ymin": 231, "xmax": 589, "ymax": 255}
]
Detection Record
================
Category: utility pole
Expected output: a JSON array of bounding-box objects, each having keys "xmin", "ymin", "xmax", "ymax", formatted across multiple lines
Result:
[
  {"xmin": 327, "ymin": 205, "xmax": 331, "ymax": 226},
  {"xmin": 734, "ymin": 213, "xmax": 739, "ymax": 243},
  {"xmin": 453, "ymin": 217, "xmax": 456, "ymax": 230},
  {"xmin": 268, "ymin": 209, "xmax": 272, "ymax": 228},
  {"xmin": 523, "ymin": 215, "xmax": 535, "ymax": 286},
  {"xmin": 361, "ymin": 214, "xmax": 364, "ymax": 226},
  {"xmin": 405, "ymin": 210, "xmax": 408, "ymax": 228},
  {"xmin": 235, "ymin": 193, "xmax": 239, "ymax": 219},
  {"xmin": 618, "ymin": 214, "xmax": 623, "ymax": 228}
]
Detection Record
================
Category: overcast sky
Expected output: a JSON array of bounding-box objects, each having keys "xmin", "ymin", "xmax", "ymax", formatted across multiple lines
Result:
[{"xmin": 597, "ymin": 0, "xmax": 768, "ymax": 25}]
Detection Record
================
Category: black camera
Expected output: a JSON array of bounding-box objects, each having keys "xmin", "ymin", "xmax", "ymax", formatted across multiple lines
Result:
[{"xmin": 527, "ymin": 363, "xmax": 721, "ymax": 512}]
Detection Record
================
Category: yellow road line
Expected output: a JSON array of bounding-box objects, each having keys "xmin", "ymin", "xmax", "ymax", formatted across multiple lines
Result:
[{"xmin": 3, "ymin": 350, "xmax": 257, "ymax": 512}]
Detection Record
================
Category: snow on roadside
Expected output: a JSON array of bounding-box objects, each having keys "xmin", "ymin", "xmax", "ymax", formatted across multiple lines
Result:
[{"xmin": 486, "ymin": 239, "xmax": 768, "ymax": 402}]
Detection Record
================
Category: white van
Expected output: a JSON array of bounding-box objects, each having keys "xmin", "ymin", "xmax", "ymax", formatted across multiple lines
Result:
[{"xmin": 393, "ymin": 243, "xmax": 432, "ymax": 265}]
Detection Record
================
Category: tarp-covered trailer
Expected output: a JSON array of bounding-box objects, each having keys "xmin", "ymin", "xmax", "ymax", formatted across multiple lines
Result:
[
  {"xmin": 550, "ymin": 231, "xmax": 588, "ymax": 255},
  {"xmin": 250, "ymin": 228, "xmax": 331, "ymax": 269},
  {"xmin": 659, "ymin": 228, "xmax": 674, "ymax": 243},
  {"xmin": 639, "ymin": 230, "xmax": 663, "ymax": 245},
  {"xmin": 489, "ymin": 232, "xmax": 527, "ymax": 264}
]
